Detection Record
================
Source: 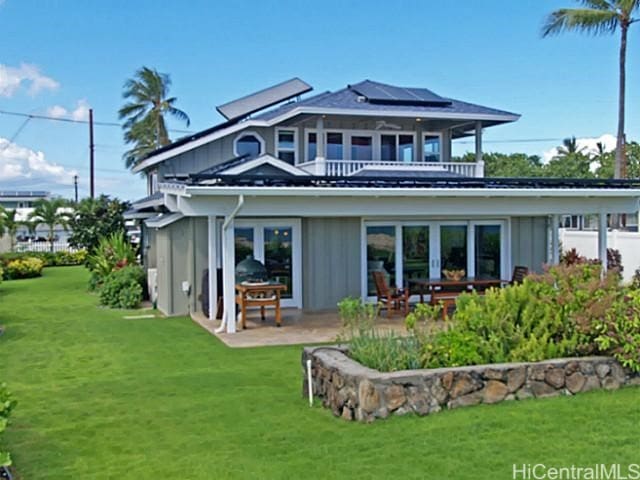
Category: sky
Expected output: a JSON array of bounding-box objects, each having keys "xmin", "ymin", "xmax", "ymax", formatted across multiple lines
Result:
[{"xmin": 1, "ymin": 0, "xmax": 640, "ymax": 201}]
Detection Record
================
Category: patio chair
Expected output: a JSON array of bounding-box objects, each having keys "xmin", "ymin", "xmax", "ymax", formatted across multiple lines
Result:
[
  {"xmin": 502, "ymin": 265, "xmax": 529, "ymax": 286},
  {"xmin": 372, "ymin": 271, "xmax": 410, "ymax": 316}
]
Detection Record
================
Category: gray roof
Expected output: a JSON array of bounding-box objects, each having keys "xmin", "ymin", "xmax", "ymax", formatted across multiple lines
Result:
[{"xmin": 254, "ymin": 80, "xmax": 518, "ymax": 121}]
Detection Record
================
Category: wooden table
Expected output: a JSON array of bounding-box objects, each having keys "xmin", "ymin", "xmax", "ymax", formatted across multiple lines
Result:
[
  {"xmin": 235, "ymin": 282, "xmax": 287, "ymax": 329},
  {"xmin": 409, "ymin": 277, "xmax": 506, "ymax": 319}
]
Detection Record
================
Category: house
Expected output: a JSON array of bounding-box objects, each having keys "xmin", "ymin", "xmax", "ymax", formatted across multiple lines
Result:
[
  {"xmin": 126, "ymin": 78, "xmax": 640, "ymax": 333},
  {"xmin": 0, "ymin": 190, "xmax": 49, "ymax": 209}
]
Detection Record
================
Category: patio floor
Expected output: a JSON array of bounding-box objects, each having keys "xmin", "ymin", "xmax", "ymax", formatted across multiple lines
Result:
[{"xmin": 191, "ymin": 309, "xmax": 409, "ymax": 348}]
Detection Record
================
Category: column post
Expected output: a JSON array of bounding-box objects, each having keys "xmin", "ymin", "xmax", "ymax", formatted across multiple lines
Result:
[
  {"xmin": 315, "ymin": 116, "xmax": 326, "ymax": 175},
  {"xmin": 551, "ymin": 214, "xmax": 560, "ymax": 264},
  {"xmin": 207, "ymin": 216, "xmax": 217, "ymax": 320},
  {"xmin": 475, "ymin": 120, "xmax": 484, "ymax": 178},
  {"xmin": 598, "ymin": 213, "xmax": 608, "ymax": 273},
  {"xmin": 222, "ymin": 218, "xmax": 236, "ymax": 333}
]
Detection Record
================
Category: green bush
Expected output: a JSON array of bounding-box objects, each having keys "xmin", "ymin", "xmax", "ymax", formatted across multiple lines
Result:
[
  {"xmin": 99, "ymin": 265, "xmax": 144, "ymax": 309},
  {"xmin": 5, "ymin": 257, "xmax": 44, "ymax": 279},
  {"xmin": 88, "ymin": 233, "xmax": 137, "ymax": 283},
  {"xmin": 344, "ymin": 263, "xmax": 640, "ymax": 372},
  {"xmin": 0, "ymin": 383, "xmax": 16, "ymax": 467},
  {"xmin": 0, "ymin": 250, "xmax": 87, "ymax": 269}
]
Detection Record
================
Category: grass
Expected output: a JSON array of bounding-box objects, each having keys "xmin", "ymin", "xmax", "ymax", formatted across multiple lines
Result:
[{"xmin": 0, "ymin": 267, "xmax": 638, "ymax": 479}]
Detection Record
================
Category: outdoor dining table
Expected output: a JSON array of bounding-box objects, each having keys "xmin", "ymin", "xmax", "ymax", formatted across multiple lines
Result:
[
  {"xmin": 409, "ymin": 277, "xmax": 507, "ymax": 304},
  {"xmin": 235, "ymin": 282, "xmax": 287, "ymax": 329}
]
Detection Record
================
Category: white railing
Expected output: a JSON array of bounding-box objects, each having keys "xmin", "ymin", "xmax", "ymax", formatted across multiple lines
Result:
[
  {"xmin": 15, "ymin": 241, "xmax": 77, "ymax": 253},
  {"xmin": 298, "ymin": 159, "xmax": 483, "ymax": 177}
]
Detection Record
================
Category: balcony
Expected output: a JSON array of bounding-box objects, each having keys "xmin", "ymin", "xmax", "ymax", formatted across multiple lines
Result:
[{"xmin": 297, "ymin": 159, "xmax": 484, "ymax": 178}]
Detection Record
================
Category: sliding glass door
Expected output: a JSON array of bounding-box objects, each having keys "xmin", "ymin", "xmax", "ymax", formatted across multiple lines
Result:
[{"xmin": 364, "ymin": 220, "xmax": 506, "ymax": 298}]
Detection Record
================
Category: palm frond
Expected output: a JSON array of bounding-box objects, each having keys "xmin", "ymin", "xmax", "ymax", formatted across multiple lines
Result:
[{"xmin": 542, "ymin": 8, "xmax": 619, "ymax": 36}]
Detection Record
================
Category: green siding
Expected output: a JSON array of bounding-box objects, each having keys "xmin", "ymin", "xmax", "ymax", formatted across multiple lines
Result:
[
  {"xmin": 302, "ymin": 217, "xmax": 361, "ymax": 311},
  {"xmin": 511, "ymin": 216, "xmax": 548, "ymax": 273}
]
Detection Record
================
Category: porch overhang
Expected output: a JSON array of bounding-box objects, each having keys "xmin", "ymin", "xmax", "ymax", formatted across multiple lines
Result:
[{"xmin": 159, "ymin": 183, "xmax": 640, "ymax": 218}]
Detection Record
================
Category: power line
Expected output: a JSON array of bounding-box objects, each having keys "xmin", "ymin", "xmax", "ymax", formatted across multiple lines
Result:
[{"xmin": 0, "ymin": 109, "xmax": 193, "ymax": 134}]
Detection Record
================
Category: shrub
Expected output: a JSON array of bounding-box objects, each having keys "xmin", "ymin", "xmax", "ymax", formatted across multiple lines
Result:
[
  {"xmin": 0, "ymin": 383, "xmax": 16, "ymax": 468},
  {"xmin": 5, "ymin": 257, "xmax": 44, "ymax": 279},
  {"xmin": 344, "ymin": 263, "xmax": 639, "ymax": 372},
  {"xmin": 88, "ymin": 233, "xmax": 137, "ymax": 282},
  {"xmin": 0, "ymin": 250, "xmax": 87, "ymax": 269},
  {"xmin": 99, "ymin": 265, "xmax": 144, "ymax": 309}
]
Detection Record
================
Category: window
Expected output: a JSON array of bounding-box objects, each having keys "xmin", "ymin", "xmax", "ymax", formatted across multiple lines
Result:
[
  {"xmin": 475, "ymin": 225, "xmax": 501, "ymax": 279},
  {"xmin": 350, "ymin": 135, "xmax": 373, "ymax": 161},
  {"xmin": 326, "ymin": 132, "xmax": 343, "ymax": 160},
  {"xmin": 235, "ymin": 228, "xmax": 254, "ymax": 266},
  {"xmin": 379, "ymin": 134, "xmax": 416, "ymax": 162},
  {"xmin": 403, "ymin": 226, "xmax": 429, "ymax": 286},
  {"xmin": 440, "ymin": 225, "xmax": 467, "ymax": 272},
  {"xmin": 424, "ymin": 134, "xmax": 441, "ymax": 162},
  {"xmin": 366, "ymin": 226, "xmax": 396, "ymax": 295},
  {"xmin": 148, "ymin": 170, "xmax": 158, "ymax": 195},
  {"xmin": 234, "ymin": 132, "xmax": 264, "ymax": 159},
  {"xmin": 307, "ymin": 132, "xmax": 317, "ymax": 161},
  {"xmin": 276, "ymin": 129, "xmax": 296, "ymax": 165},
  {"xmin": 264, "ymin": 227, "xmax": 293, "ymax": 299}
]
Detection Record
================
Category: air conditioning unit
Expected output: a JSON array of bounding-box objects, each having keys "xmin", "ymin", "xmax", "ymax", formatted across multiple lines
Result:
[{"xmin": 147, "ymin": 268, "xmax": 158, "ymax": 307}]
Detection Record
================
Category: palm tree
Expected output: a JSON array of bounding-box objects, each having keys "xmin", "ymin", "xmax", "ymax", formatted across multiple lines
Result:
[
  {"xmin": 118, "ymin": 67, "xmax": 190, "ymax": 168},
  {"xmin": 543, "ymin": 1, "xmax": 640, "ymax": 180},
  {"xmin": 556, "ymin": 136, "xmax": 586, "ymax": 156},
  {"xmin": 0, "ymin": 207, "xmax": 24, "ymax": 252},
  {"xmin": 28, "ymin": 199, "xmax": 71, "ymax": 252}
]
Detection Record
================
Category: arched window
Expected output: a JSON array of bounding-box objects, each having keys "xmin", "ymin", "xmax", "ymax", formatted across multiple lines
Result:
[{"xmin": 234, "ymin": 132, "xmax": 264, "ymax": 159}]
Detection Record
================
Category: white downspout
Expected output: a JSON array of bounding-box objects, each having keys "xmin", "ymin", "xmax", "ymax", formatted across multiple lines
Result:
[{"xmin": 214, "ymin": 195, "xmax": 245, "ymax": 334}]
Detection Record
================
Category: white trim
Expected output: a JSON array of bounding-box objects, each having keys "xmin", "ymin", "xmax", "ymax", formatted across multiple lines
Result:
[
  {"xmin": 124, "ymin": 211, "xmax": 156, "ymax": 220},
  {"xmin": 234, "ymin": 218, "xmax": 302, "ymax": 309},
  {"xmin": 207, "ymin": 216, "xmax": 217, "ymax": 320},
  {"xmin": 233, "ymin": 131, "xmax": 265, "ymax": 158},
  {"xmin": 144, "ymin": 212, "xmax": 184, "ymax": 229},
  {"xmin": 274, "ymin": 127, "xmax": 298, "ymax": 164},
  {"xmin": 221, "ymin": 154, "xmax": 310, "ymax": 177},
  {"xmin": 133, "ymin": 105, "xmax": 519, "ymax": 173}
]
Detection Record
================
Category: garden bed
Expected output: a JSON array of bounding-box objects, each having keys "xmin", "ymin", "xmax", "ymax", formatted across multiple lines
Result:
[{"xmin": 302, "ymin": 347, "xmax": 640, "ymax": 422}]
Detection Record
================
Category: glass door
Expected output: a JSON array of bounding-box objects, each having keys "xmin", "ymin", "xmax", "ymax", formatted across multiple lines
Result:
[
  {"xmin": 439, "ymin": 224, "xmax": 468, "ymax": 276},
  {"xmin": 234, "ymin": 220, "xmax": 301, "ymax": 308}
]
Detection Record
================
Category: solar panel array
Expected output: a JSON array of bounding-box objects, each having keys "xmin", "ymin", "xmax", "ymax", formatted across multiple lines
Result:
[
  {"xmin": 216, "ymin": 78, "xmax": 313, "ymax": 121},
  {"xmin": 349, "ymin": 80, "xmax": 452, "ymax": 106}
]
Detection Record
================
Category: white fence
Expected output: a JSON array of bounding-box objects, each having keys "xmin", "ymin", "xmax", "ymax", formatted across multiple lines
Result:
[
  {"xmin": 15, "ymin": 241, "xmax": 77, "ymax": 253},
  {"xmin": 559, "ymin": 228, "xmax": 640, "ymax": 282}
]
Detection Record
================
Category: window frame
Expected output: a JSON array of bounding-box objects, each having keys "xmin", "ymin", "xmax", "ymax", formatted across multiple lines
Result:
[
  {"xmin": 274, "ymin": 127, "xmax": 298, "ymax": 165},
  {"xmin": 233, "ymin": 131, "xmax": 266, "ymax": 159}
]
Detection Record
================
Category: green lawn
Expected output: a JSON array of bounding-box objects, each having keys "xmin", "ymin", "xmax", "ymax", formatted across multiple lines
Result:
[{"xmin": 0, "ymin": 267, "xmax": 638, "ymax": 479}]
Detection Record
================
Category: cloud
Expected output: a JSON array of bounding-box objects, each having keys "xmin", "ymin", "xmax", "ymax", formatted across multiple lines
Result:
[
  {"xmin": 542, "ymin": 134, "xmax": 617, "ymax": 163},
  {"xmin": 0, "ymin": 63, "xmax": 60, "ymax": 97},
  {"xmin": 0, "ymin": 137, "xmax": 77, "ymax": 188},
  {"xmin": 46, "ymin": 99, "xmax": 90, "ymax": 121}
]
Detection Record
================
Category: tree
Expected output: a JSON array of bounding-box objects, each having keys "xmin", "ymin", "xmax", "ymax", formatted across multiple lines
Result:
[
  {"xmin": 118, "ymin": 67, "xmax": 190, "ymax": 168},
  {"xmin": 27, "ymin": 198, "xmax": 71, "ymax": 252},
  {"xmin": 455, "ymin": 152, "xmax": 544, "ymax": 177},
  {"xmin": 67, "ymin": 195, "xmax": 129, "ymax": 254},
  {"xmin": 596, "ymin": 141, "xmax": 640, "ymax": 178},
  {"xmin": 556, "ymin": 136, "xmax": 585, "ymax": 156},
  {"xmin": 544, "ymin": 151, "xmax": 594, "ymax": 178},
  {"xmin": 543, "ymin": 1, "xmax": 640, "ymax": 180},
  {"xmin": 0, "ymin": 207, "xmax": 24, "ymax": 252}
]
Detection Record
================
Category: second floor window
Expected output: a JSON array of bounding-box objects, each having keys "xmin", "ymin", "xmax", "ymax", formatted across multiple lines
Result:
[
  {"xmin": 276, "ymin": 129, "xmax": 296, "ymax": 165},
  {"xmin": 351, "ymin": 135, "xmax": 373, "ymax": 161},
  {"xmin": 424, "ymin": 135, "xmax": 441, "ymax": 162},
  {"xmin": 381, "ymin": 134, "xmax": 414, "ymax": 163},
  {"xmin": 326, "ymin": 132, "xmax": 343, "ymax": 160},
  {"xmin": 235, "ymin": 133, "xmax": 264, "ymax": 159}
]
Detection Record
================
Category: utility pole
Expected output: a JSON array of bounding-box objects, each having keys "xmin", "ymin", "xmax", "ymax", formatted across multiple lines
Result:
[
  {"xmin": 73, "ymin": 175, "xmax": 78, "ymax": 203},
  {"xmin": 89, "ymin": 108, "xmax": 95, "ymax": 198}
]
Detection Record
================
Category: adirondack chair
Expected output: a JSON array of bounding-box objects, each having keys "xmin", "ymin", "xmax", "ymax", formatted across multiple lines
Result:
[{"xmin": 372, "ymin": 271, "xmax": 410, "ymax": 316}]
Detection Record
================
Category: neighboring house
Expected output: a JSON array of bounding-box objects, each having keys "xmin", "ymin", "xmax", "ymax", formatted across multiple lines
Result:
[
  {"xmin": 0, "ymin": 192, "xmax": 73, "ymax": 251},
  {"xmin": 0, "ymin": 190, "xmax": 50, "ymax": 209},
  {"xmin": 126, "ymin": 78, "xmax": 640, "ymax": 332}
]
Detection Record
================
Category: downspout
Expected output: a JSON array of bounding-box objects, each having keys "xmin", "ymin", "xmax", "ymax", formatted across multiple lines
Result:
[{"xmin": 215, "ymin": 194, "xmax": 245, "ymax": 334}]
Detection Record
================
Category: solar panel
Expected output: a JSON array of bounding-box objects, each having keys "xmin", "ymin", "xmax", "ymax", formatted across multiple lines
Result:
[
  {"xmin": 350, "ymin": 80, "xmax": 451, "ymax": 106},
  {"xmin": 216, "ymin": 78, "xmax": 313, "ymax": 121}
]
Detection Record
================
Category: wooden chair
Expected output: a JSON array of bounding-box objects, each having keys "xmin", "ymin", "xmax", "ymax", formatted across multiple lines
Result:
[
  {"xmin": 372, "ymin": 271, "xmax": 410, "ymax": 316},
  {"xmin": 510, "ymin": 266, "xmax": 529, "ymax": 285}
]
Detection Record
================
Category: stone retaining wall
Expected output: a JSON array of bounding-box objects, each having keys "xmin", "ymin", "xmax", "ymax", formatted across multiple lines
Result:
[{"xmin": 302, "ymin": 347, "xmax": 640, "ymax": 422}]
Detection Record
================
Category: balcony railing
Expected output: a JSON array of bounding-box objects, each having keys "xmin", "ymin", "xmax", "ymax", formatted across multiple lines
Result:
[{"xmin": 297, "ymin": 159, "xmax": 484, "ymax": 178}]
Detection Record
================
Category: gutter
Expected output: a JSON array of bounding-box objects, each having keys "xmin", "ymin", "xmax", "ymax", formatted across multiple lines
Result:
[{"xmin": 215, "ymin": 194, "xmax": 245, "ymax": 334}]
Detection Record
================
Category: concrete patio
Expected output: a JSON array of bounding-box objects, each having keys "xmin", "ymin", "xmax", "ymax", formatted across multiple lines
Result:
[{"xmin": 191, "ymin": 309, "xmax": 408, "ymax": 348}]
